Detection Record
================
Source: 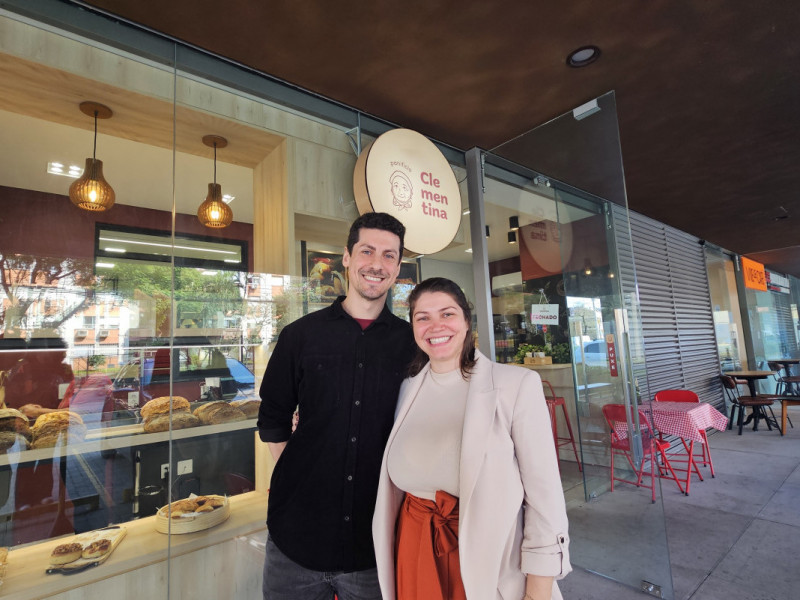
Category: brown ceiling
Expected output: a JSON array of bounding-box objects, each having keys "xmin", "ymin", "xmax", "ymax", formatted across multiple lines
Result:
[{"xmin": 83, "ymin": 0, "xmax": 800, "ymax": 277}]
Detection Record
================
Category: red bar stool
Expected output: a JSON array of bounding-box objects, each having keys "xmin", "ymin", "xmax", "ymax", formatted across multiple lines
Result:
[{"xmin": 541, "ymin": 380, "xmax": 581, "ymax": 472}]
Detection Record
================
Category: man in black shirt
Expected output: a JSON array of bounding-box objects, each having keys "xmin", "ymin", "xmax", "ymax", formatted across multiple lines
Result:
[{"xmin": 259, "ymin": 212, "xmax": 415, "ymax": 600}]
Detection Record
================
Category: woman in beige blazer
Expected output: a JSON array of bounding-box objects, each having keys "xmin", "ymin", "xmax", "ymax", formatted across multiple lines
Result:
[{"xmin": 373, "ymin": 278, "xmax": 571, "ymax": 600}]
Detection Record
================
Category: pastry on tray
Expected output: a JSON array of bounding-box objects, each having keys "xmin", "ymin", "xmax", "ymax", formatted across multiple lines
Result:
[
  {"xmin": 81, "ymin": 538, "xmax": 112, "ymax": 559},
  {"xmin": 49, "ymin": 542, "xmax": 83, "ymax": 566}
]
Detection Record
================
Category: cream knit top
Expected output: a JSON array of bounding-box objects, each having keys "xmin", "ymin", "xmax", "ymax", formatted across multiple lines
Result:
[{"xmin": 387, "ymin": 368, "xmax": 469, "ymax": 500}]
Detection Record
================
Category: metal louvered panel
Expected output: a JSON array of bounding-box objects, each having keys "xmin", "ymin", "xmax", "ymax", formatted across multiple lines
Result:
[{"xmin": 611, "ymin": 205, "xmax": 726, "ymax": 411}]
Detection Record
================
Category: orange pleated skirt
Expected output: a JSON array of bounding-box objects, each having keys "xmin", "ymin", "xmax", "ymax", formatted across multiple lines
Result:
[{"xmin": 395, "ymin": 490, "xmax": 466, "ymax": 600}]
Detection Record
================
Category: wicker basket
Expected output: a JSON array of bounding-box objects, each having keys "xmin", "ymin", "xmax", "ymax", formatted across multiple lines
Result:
[{"xmin": 155, "ymin": 495, "xmax": 230, "ymax": 534}]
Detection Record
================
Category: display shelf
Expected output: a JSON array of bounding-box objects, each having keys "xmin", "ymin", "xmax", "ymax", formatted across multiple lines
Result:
[
  {"xmin": 0, "ymin": 491, "xmax": 269, "ymax": 600},
  {"xmin": 0, "ymin": 418, "xmax": 258, "ymax": 467}
]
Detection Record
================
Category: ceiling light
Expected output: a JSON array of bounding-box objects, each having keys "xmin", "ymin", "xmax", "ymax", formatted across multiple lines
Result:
[
  {"xmin": 69, "ymin": 101, "xmax": 115, "ymax": 211},
  {"xmin": 608, "ymin": 271, "xmax": 615, "ymax": 278},
  {"xmin": 201, "ymin": 270, "xmax": 218, "ymax": 276},
  {"xmin": 465, "ymin": 248, "xmax": 473, "ymax": 253},
  {"xmin": 104, "ymin": 247, "xmax": 126, "ymax": 253},
  {"xmin": 197, "ymin": 135, "xmax": 233, "ymax": 228},
  {"xmin": 95, "ymin": 262, "xmax": 115, "ymax": 268},
  {"xmin": 223, "ymin": 259, "xmax": 240, "ymax": 263},
  {"xmin": 508, "ymin": 231, "xmax": 517, "ymax": 244},
  {"xmin": 583, "ymin": 259, "xmax": 593, "ymax": 276},
  {"xmin": 509, "ymin": 216, "xmax": 520, "ymax": 230},
  {"xmin": 567, "ymin": 45, "xmax": 601, "ymax": 68}
]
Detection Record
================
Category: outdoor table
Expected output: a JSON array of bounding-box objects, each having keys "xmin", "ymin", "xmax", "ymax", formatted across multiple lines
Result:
[
  {"xmin": 614, "ymin": 401, "xmax": 728, "ymax": 495},
  {"xmin": 723, "ymin": 370, "xmax": 775, "ymax": 396},
  {"xmin": 768, "ymin": 359, "xmax": 800, "ymax": 395}
]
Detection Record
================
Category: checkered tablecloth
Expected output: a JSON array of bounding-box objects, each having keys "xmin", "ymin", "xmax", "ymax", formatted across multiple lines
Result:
[{"xmin": 613, "ymin": 401, "xmax": 728, "ymax": 443}]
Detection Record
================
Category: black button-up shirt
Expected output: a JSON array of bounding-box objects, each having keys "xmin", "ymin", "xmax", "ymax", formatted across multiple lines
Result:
[{"xmin": 258, "ymin": 297, "xmax": 415, "ymax": 572}]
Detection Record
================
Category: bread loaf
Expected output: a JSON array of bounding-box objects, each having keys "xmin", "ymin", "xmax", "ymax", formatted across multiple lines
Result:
[
  {"xmin": 0, "ymin": 408, "xmax": 30, "ymax": 432},
  {"xmin": 140, "ymin": 396, "xmax": 190, "ymax": 420},
  {"xmin": 230, "ymin": 399, "xmax": 260, "ymax": 418},
  {"xmin": 0, "ymin": 431, "xmax": 29, "ymax": 452},
  {"xmin": 193, "ymin": 401, "xmax": 247, "ymax": 425},
  {"xmin": 31, "ymin": 411, "xmax": 86, "ymax": 447},
  {"xmin": 143, "ymin": 411, "xmax": 200, "ymax": 433}
]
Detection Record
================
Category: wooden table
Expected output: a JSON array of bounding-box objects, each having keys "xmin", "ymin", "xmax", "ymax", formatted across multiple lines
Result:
[
  {"xmin": 768, "ymin": 358, "xmax": 800, "ymax": 395},
  {"xmin": 723, "ymin": 370, "xmax": 775, "ymax": 396},
  {"xmin": 724, "ymin": 370, "xmax": 781, "ymax": 433}
]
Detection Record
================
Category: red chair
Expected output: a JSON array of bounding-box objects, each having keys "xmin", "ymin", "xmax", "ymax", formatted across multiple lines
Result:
[
  {"xmin": 602, "ymin": 403, "xmax": 684, "ymax": 502},
  {"xmin": 541, "ymin": 380, "xmax": 581, "ymax": 472},
  {"xmin": 653, "ymin": 389, "xmax": 715, "ymax": 479}
]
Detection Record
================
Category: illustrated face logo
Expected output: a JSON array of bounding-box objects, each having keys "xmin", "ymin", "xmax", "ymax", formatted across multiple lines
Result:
[{"xmin": 389, "ymin": 170, "xmax": 413, "ymax": 211}]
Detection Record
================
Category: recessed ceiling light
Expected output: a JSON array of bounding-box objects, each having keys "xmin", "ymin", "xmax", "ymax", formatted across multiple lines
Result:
[
  {"xmin": 567, "ymin": 45, "xmax": 601, "ymax": 68},
  {"xmin": 48, "ymin": 161, "xmax": 82, "ymax": 178},
  {"xmin": 104, "ymin": 247, "xmax": 126, "ymax": 253}
]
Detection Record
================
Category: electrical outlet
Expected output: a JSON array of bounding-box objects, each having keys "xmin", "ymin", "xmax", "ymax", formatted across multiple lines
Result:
[
  {"xmin": 161, "ymin": 463, "xmax": 169, "ymax": 479},
  {"xmin": 177, "ymin": 459, "xmax": 193, "ymax": 475}
]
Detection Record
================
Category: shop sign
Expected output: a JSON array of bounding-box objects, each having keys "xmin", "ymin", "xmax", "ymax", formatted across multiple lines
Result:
[
  {"xmin": 353, "ymin": 129, "xmax": 461, "ymax": 255},
  {"xmin": 605, "ymin": 333, "xmax": 618, "ymax": 377},
  {"xmin": 531, "ymin": 304, "xmax": 560, "ymax": 324},
  {"xmin": 741, "ymin": 256, "xmax": 767, "ymax": 291},
  {"xmin": 766, "ymin": 271, "xmax": 790, "ymax": 294}
]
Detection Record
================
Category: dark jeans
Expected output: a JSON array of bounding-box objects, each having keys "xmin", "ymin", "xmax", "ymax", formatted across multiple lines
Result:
[{"xmin": 263, "ymin": 535, "xmax": 382, "ymax": 600}]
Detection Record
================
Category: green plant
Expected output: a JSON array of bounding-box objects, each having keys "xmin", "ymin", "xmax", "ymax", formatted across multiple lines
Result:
[{"xmin": 551, "ymin": 343, "xmax": 572, "ymax": 364}]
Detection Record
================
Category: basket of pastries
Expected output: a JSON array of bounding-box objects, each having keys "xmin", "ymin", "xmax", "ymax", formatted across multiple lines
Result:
[
  {"xmin": 0, "ymin": 408, "xmax": 32, "ymax": 452},
  {"xmin": 30, "ymin": 411, "xmax": 86, "ymax": 449},
  {"xmin": 141, "ymin": 396, "xmax": 199, "ymax": 433},
  {"xmin": 155, "ymin": 494, "xmax": 230, "ymax": 534},
  {"xmin": 45, "ymin": 526, "xmax": 127, "ymax": 574}
]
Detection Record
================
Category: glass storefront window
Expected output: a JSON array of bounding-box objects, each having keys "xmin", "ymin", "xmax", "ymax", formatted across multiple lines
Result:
[{"xmin": 706, "ymin": 249, "xmax": 748, "ymax": 370}]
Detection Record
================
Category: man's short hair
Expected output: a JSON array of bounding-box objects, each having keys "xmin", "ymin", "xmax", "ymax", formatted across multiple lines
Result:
[{"xmin": 346, "ymin": 212, "xmax": 406, "ymax": 260}]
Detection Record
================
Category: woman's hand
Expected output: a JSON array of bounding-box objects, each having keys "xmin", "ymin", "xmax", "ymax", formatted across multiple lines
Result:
[{"xmin": 523, "ymin": 574, "xmax": 554, "ymax": 600}]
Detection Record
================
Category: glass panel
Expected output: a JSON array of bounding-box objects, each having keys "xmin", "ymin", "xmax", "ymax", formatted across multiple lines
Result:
[
  {"xmin": 706, "ymin": 248, "xmax": 748, "ymax": 370},
  {"xmin": 483, "ymin": 92, "xmax": 674, "ymax": 598},
  {"xmin": 0, "ymin": 10, "xmax": 177, "ymax": 593}
]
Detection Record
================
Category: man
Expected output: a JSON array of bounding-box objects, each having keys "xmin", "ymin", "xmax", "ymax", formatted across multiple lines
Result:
[{"xmin": 258, "ymin": 212, "xmax": 416, "ymax": 600}]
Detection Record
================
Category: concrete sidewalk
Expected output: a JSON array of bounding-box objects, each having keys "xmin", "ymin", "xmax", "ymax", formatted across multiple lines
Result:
[{"xmin": 560, "ymin": 404, "xmax": 800, "ymax": 600}]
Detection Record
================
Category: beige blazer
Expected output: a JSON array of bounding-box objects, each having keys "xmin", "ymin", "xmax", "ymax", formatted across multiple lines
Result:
[{"xmin": 373, "ymin": 351, "xmax": 571, "ymax": 600}]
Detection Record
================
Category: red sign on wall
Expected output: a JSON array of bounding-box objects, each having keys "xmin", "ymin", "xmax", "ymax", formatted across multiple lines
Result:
[{"xmin": 605, "ymin": 334, "xmax": 618, "ymax": 377}]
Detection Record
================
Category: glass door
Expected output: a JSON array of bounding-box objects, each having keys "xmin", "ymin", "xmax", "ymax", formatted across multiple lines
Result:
[{"xmin": 476, "ymin": 92, "xmax": 674, "ymax": 598}]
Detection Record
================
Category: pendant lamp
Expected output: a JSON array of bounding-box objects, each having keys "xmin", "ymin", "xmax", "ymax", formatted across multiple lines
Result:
[
  {"xmin": 197, "ymin": 135, "xmax": 233, "ymax": 228},
  {"xmin": 69, "ymin": 102, "xmax": 115, "ymax": 211}
]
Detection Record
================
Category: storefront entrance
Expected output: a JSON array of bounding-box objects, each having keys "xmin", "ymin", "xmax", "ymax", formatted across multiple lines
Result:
[{"xmin": 464, "ymin": 93, "xmax": 675, "ymax": 598}]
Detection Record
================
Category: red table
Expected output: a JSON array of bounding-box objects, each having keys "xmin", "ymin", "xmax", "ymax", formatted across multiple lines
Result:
[{"xmin": 614, "ymin": 401, "xmax": 728, "ymax": 494}]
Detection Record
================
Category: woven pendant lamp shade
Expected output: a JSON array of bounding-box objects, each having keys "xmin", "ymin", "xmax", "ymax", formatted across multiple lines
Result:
[
  {"xmin": 69, "ymin": 157, "xmax": 115, "ymax": 211},
  {"xmin": 197, "ymin": 183, "xmax": 232, "ymax": 228},
  {"xmin": 69, "ymin": 101, "xmax": 115, "ymax": 212}
]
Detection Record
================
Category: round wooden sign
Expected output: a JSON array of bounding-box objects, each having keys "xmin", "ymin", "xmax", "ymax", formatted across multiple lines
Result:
[{"xmin": 354, "ymin": 129, "xmax": 461, "ymax": 255}]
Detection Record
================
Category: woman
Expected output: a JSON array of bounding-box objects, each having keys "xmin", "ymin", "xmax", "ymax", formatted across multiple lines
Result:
[{"xmin": 373, "ymin": 278, "xmax": 571, "ymax": 600}]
